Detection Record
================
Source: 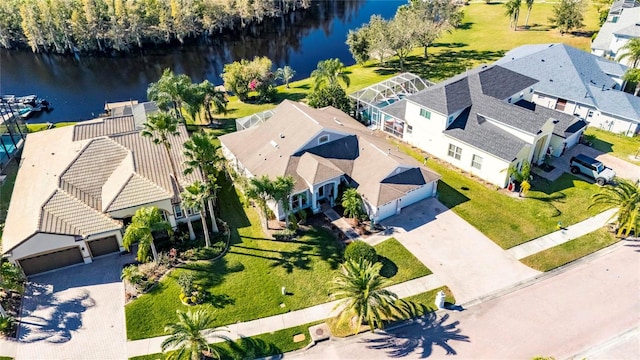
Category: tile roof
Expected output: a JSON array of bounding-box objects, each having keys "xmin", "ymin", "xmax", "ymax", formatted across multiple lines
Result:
[
  {"xmin": 221, "ymin": 100, "xmax": 440, "ymax": 208},
  {"xmin": 2, "ymin": 102, "xmax": 200, "ymax": 254}
]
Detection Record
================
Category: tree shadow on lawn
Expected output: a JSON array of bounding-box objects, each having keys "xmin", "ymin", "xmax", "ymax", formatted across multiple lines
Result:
[
  {"xmin": 435, "ymin": 181, "xmax": 470, "ymax": 210},
  {"xmin": 378, "ymin": 256, "xmax": 398, "ymax": 278},
  {"xmin": 217, "ymin": 176, "xmax": 252, "ymax": 247},
  {"xmin": 214, "ymin": 336, "xmax": 282, "ymax": 359},
  {"xmin": 178, "ymin": 257, "xmax": 246, "ymax": 291},
  {"xmin": 375, "ymin": 50, "xmax": 505, "ymax": 81},
  {"xmin": 227, "ymin": 245, "xmax": 314, "ymax": 274}
]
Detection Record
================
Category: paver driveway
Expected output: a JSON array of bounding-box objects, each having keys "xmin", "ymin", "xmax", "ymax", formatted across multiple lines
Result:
[
  {"xmin": 15, "ymin": 253, "xmax": 133, "ymax": 360},
  {"xmin": 381, "ymin": 198, "xmax": 539, "ymax": 304}
]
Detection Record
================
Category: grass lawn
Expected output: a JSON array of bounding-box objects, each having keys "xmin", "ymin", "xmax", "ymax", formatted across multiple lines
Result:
[
  {"xmin": 126, "ymin": 178, "xmax": 432, "ymax": 340},
  {"xmin": 375, "ymin": 238, "xmax": 432, "ymax": 280},
  {"xmin": 129, "ymin": 320, "xmax": 324, "ymax": 360},
  {"xmin": 393, "ymin": 141, "xmax": 607, "ymax": 249},
  {"xmin": 585, "ymin": 128, "xmax": 640, "ymax": 165},
  {"xmin": 520, "ymin": 228, "xmax": 619, "ymax": 271}
]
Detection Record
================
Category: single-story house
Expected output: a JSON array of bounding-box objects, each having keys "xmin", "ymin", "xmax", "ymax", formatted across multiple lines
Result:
[
  {"xmin": 220, "ymin": 100, "xmax": 441, "ymax": 223},
  {"xmin": 591, "ymin": 0, "xmax": 640, "ymax": 66},
  {"xmin": 1, "ymin": 102, "xmax": 201, "ymax": 276},
  {"xmin": 497, "ymin": 43, "xmax": 640, "ymax": 136},
  {"xmin": 368, "ymin": 65, "xmax": 586, "ymax": 188}
]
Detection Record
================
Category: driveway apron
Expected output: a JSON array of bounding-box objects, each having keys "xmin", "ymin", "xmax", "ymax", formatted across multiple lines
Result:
[
  {"xmin": 15, "ymin": 253, "xmax": 132, "ymax": 360},
  {"xmin": 381, "ymin": 198, "xmax": 539, "ymax": 304}
]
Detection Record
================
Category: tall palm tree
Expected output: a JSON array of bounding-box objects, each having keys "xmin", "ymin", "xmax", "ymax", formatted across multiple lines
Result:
[
  {"xmin": 147, "ymin": 68, "xmax": 194, "ymax": 119},
  {"xmin": 161, "ymin": 309, "xmax": 229, "ymax": 360},
  {"xmin": 275, "ymin": 66, "xmax": 296, "ymax": 88},
  {"xmin": 329, "ymin": 259, "xmax": 399, "ymax": 334},
  {"xmin": 310, "ymin": 58, "xmax": 351, "ymax": 90},
  {"xmin": 504, "ymin": 0, "xmax": 522, "ymax": 30},
  {"xmin": 524, "ymin": 0, "xmax": 534, "ymax": 27},
  {"xmin": 272, "ymin": 175, "xmax": 295, "ymax": 228},
  {"xmin": 246, "ymin": 175, "xmax": 274, "ymax": 228},
  {"xmin": 123, "ymin": 207, "xmax": 173, "ymax": 262},
  {"xmin": 181, "ymin": 181, "xmax": 214, "ymax": 247},
  {"xmin": 618, "ymin": 38, "xmax": 640, "ymax": 68},
  {"xmin": 183, "ymin": 131, "xmax": 223, "ymax": 233},
  {"xmin": 342, "ymin": 188, "xmax": 363, "ymax": 219},
  {"xmin": 142, "ymin": 111, "xmax": 195, "ymax": 240},
  {"xmin": 198, "ymin": 80, "xmax": 228, "ymax": 124},
  {"xmin": 590, "ymin": 179, "xmax": 640, "ymax": 236}
]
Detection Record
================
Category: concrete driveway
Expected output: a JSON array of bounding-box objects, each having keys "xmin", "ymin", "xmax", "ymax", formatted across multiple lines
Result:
[
  {"xmin": 15, "ymin": 253, "xmax": 132, "ymax": 360},
  {"xmin": 537, "ymin": 144, "xmax": 640, "ymax": 182},
  {"xmin": 380, "ymin": 198, "xmax": 539, "ymax": 304}
]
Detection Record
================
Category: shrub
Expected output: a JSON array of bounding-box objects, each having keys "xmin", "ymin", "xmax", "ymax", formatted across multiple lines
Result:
[
  {"xmin": 344, "ymin": 241, "xmax": 378, "ymax": 264},
  {"xmin": 0, "ymin": 315, "xmax": 15, "ymax": 336},
  {"xmin": 273, "ymin": 229, "xmax": 296, "ymax": 241},
  {"xmin": 177, "ymin": 273, "xmax": 194, "ymax": 295}
]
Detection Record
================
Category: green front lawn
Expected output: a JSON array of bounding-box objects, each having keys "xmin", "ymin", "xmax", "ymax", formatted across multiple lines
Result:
[
  {"xmin": 394, "ymin": 142, "xmax": 606, "ymax": 249},
  {"xmin": 520, "ymin": 228, "xmax": 619, "ymax": 271},
  {"xmin": 126, "ymin": 178, "xmax": 432, "ymax": 340},
  {"xmin": 585, "ymin": 128, "xmax": 640, "ymax": 165},
  {"xmin": 376, "ymin": 238, "xmax": 432, "ymax": 281}
]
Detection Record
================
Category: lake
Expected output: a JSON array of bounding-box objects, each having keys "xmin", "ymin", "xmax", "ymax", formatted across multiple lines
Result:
[{"xmin": 0, "ymin": 0, "xmax": 403, "ymax": 124}]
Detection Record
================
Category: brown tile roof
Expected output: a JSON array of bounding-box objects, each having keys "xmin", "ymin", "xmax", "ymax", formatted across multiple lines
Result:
[
  {"xmin": 2, "ymin": 103, "xmax": 200, "ymax": 254},
  {"xmin": 221, "ymin": 100, "xmax": 440, "ymax": 208}
]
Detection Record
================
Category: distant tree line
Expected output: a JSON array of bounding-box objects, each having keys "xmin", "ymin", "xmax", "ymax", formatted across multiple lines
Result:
[{"xmin": 0, "ymin": 0, "xmax": 311, "ymax": 54}]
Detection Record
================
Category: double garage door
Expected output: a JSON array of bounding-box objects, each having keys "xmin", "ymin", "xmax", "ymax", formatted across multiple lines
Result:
[{"xmin": 17, "ymin": 236, "xmax": 120, "ymax": 276}]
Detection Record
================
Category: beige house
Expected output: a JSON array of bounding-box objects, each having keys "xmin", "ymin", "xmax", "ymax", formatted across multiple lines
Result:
[
  {"xmin": 1, "ymin": 102, "xmax": 201, "ymax": 276},
  {"xmin": 220, "ymin": 100, "xmax": 441, "ymax": 223}
]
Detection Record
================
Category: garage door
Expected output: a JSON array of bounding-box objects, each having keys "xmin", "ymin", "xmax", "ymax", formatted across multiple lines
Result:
[
  {"xmin": 87, "ymin": 236, "xmax": 119, "ymax": 257},
  {"xmin": 18, "ymin": 247, "xmax": 84, "ymax": 276}
]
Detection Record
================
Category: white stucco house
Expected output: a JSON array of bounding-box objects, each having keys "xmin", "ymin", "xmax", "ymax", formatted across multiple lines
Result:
[
  {"xmin": 357, "ymin": 65, "xmax": 587, "ymax": 189},
  {"xmin": 1, "ymin": 102, "xmax": 201, "ymax": 276},
  {"xmin": 592, "ymin": 0, "xmax": 640, "ymax": 66},
  {"xmin": 497, "ymin": 43, "xmax": 640, "ymax": 136},
  {"xmin": 220, "ymin": 100, "xmax": 441, "ymax": 223}
]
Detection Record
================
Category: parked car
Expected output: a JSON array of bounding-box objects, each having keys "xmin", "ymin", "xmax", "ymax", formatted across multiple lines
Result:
[{"xmin": 569, "ymin": 154, "xmax": 616, "ymax": 185}]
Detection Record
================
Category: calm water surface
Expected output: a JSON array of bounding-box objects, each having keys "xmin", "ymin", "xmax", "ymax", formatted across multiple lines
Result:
[{"xmin": 0, "ymin": 0, "xmax": 403, "ymax": 123}]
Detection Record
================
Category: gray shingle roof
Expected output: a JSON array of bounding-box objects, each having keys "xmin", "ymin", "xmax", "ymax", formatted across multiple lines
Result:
[{"xmin": 514, "ymin": 100, "xmax": 587, "ymax": 138}]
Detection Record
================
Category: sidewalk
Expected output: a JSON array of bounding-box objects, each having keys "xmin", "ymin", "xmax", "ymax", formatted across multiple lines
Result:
[
  {"xmin": 126, "ymin": 274, "xmax": 445, "ymax": 358},
  {"xmin": 507, "ymin": 208, "xmax": 618, "ymax": 259}
]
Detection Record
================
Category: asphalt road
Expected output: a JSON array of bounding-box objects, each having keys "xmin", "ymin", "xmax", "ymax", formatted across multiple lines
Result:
[{"xmin": 287, "ymin": 241, "xmax": 640, "ymax": 359}]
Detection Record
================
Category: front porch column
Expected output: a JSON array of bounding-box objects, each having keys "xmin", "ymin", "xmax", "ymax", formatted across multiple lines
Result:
[
  {"xmin": 311, "ymin": 186, "xmax": 320, "ymax": 213},
  {"xmin": 331, "ymin": 182, "xmax": 338, "ymax": 206}
]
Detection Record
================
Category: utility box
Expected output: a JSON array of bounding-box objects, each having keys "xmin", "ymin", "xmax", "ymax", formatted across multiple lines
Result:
[{"xmin": 435, "ymin": 290, "xmax": 446, "ymax": 309}]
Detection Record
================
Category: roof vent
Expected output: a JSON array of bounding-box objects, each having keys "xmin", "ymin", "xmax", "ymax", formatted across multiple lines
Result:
[
  {"xmin": 541, "ymin": 59, "xmax": 545, "ymax": 62},
  {"xmin": 279, "ymin": 133, "xmax": 285, "ymax": 138},
  {"xmin": 270, "ymin": 140, "xmax": 278, "ymax": 148},
  {"xmin": 333, "ymin": 117, "xmax": 343, "ymax": 125}
]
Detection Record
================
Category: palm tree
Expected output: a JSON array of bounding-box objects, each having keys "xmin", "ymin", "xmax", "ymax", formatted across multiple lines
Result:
[
  {"xmin": 310, "ymin": 58, "xmax": 351, "ymax": 90},
  {"xmin": 183, "ymin": 130, "xmax": 223, "ymax": 233},
  {"xmin": 121, "ymin": 265, "xmax": 143, "ymax": 288},
  {"xmin": 181, "ymin": 181, "xmax": 214, "ymax": 247},
  {"xmin": 246, "ymin": 175, "xmax": 274, "ymax": 228},
  {"xmin": 618, "ymin": 38, "xmax": 640, "ymax": 68},
  {"xmin": 142, "ymin": 111, "xmax": 195, "ymax": 240},
  {"xmin": 590, "ymin": 179, "xmax": 640, "ymax": 236},
  {"xmin": 275, "ymin": 66, "xmax": 296, "ymax": 88},
  {"xmin": 272, "ymin": 176, "xmax": 295, "ymax": 228},
  {"xmin": 524, "ymin": 0, "xmax": 534, "ymax": 27},
  {"xmin": 329, "ymin": 259, "xmax": 399, "ymax": 334},
  {"xmin": 161, "ymin": 309, "xmax": 229, "ymax": 360},
  {"xmin": 123, "ymin": 207, "xmax": 173, "ymax": 263},
  {"xmin": 198, "ymin": 80, "xmax": 227, "ymax": 124},
  {"xmin": 147, "ymin": 68, "xmax": 194, "ymax": 119},
  {"xmin": 504, "ymin": 0, "xmax": 522, "ymax": 30},
  {"xmin": 342, "ymin": 188, "xmax": 363, "ymax": 219},
  {"xmin": 623, "ymin": 68, "xmax": 640, "ymax": 96}
]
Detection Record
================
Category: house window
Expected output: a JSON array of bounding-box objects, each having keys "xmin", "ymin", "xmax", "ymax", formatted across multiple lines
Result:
[
  {"xmin": 448, "ymin": 144, "xmax": 462, "ymax": 160},
  {"xmin": 174, "ymin": 205, "xmax": 184, "ymax": 219},
  {"xmin": 419, "ymin": 108, "xmax": 431, "ymax": 119},
  {"xmin": 318, "ymin": 186, "xmax": 324, "ymax": 198},
  {"xmin": 471, "ymin": 155, "xmax": 483, "ymax": 170},
  {"xmin": 407, "ymin": 125, "xmax": 413, "ymax": 134},
  {"xmin": 555, "ymin": 98, "xmax": 567, "ymax": 111},
  {"xmin": 588, "ymin": 110, "xmax": 594, "ymax": 117},
  {"xmin": 318, "ymin": 135, "xmax": 329, "ymax": 144}
]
